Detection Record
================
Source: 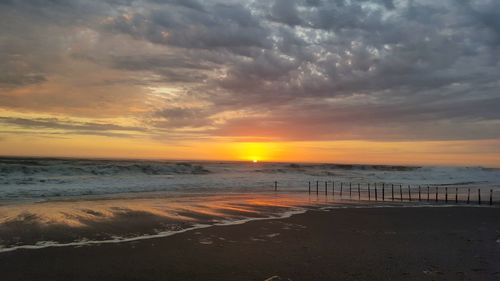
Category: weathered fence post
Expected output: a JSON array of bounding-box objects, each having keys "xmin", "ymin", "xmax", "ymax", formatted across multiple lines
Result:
[
  {"xmin": 358, "ymin": 183, "xmax": 361, "ymax": 200},
  {"xmin": 316, "ymin": 181, "xmax": 319, "ymax": 195},
  {"xmin": 408, "ymin": 185, "xmax": 411, "ymax": 201},
  {"xmin": 445, "ymin": 187, "xmax": 448, "ymax": 203},
  {"xmin": 325, "ymin": 181, "xmax": 328, "ymax": 196},
  {"xmin": 399, "ymin": 184, "xmax": 403, "ymax": 201},
  {"xmin": 467, "ymin": 188, "xmax": 470, "ymax": 204},
  {"xmin": 382, "ymin": 183, "xmax": 385, "ymax": 201},
  {"xmin": 435, "ymin": 187, "xmax": 438, "ymax": 202},
  {"xmin": 478, "ymin": 189, "xmax": 481, "ymax": 205},
  {"xmin": 418, "ymin": 186, "xmax": 421, "ymax": 201},
  {"xmin": 332, "ymin": 181, "xmax": 335, "ymax": 198},
  {"xmin": 375, "ymin": 183, "xmax": 378, "ymax": 201},
  {"xmin": 490, "ymin": 189, "xmax": 493, "ymax": 206},
  {"xmin": 308, "ymin": 181, "xmax": 311, "ymax": 194},
  {"xmin": 455, "ymin": 187, "xmax": 458, "ymax": 203},
  {"xmin": 391, "ymin": 184, "xmax": 394, "ymax": 201},
  {"xmin": 340, "ymin": 182, "xmax": 343, "ymax": 198},
  {"xmin": 368, "ymin": 183, "xmax": 371, "ymax": 200},
  {"xmin": 274, "ymin": 181, "xmax": 277, "ymax": 191},
  {"xmin": 427, "ymin": 186, "xmax": 430, "ymax": 202},
  {"xmin": 349, "ymin": 182, "xmax": 352, "ymax": 199}
]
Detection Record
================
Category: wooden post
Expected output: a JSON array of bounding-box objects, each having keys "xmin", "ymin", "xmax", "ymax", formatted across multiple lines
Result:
[
  {"xmin": 427, "ymin": 186, "xmax": 430, "ymax": 202},
  {"xmin": 358, "ymin": 183, "xmax": 361, "ymax": 200},
  {"xmin": 478, "ymin": 189, "xmax": 481, "ymax": 205},
  {"xmin": 445, "ymin": 187, "xmax": 448, "ymax": 203},
  {"xmin": 368, "ymin": 183, "xmax": 371, "ymax": 200},
  {"xmin": 418, "ymin": 186, "xmax": 421, "ymax": 201},
  {"xmin": 435, "ymin": 187, "xmax": 438, "ymax": 202},
  {"xmin": 316, "ymin": 181, "xmax": 319, "ymax": 195},
  {"xmin": 325, "ymin": 181, "xmax": 328, "ymax": 196},
  {"xmin": 375, "ymin": 183, "xmax": 378, "ymax": 201},
  {"xmin": 490, "ymin": 189, "xmax": 493, "ymax": 206},
  {"xmin": 382, "ymin": 183, "xmax": 385, "ymax": 201},
  {"xmin": 340, "ymin": 182, "xmax": 343, "ymax": 198},
  {"xmin": 308, "ymin": 181, "xmax": 311, "ymax": 194},
  {"xmin": 399, "ymin": 184, "xmax": 403, "ymax": 201},
  {"xmin": 391, "ymin": 184, "xmax": 394, "ymax": 201},
  {"xmin": 408, "ymin": 185, "xmax": 411, "ymax": 201},
  {"xmin": 274, "ymin": 181, "xmax": 277, "ymax": 191},
  {"xmin": 455, "ymin": 187, "xmax": 458, "ymax": 203},
  {"xmin": 349, "ymin": 182, "xmax": 352, "ymax": 199},
  {"xmin": 332, "ymin": 181, "xmax": 335, "ymax": 198},
  {"xmin": 467, "ymin": 188, "xmax": 470, "ymax": 204}
]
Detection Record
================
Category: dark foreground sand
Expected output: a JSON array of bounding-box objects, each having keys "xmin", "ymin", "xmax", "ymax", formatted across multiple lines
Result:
[{"xmin": 1, "ymin": 206, "xmax": 499, "ymax": 281}]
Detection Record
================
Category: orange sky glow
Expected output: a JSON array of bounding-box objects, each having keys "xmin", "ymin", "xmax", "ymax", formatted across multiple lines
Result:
[
  {"xmin": 1, "ymin": 130, "xmax": 499, "ymax": 167},
  {"xmin": 1, "ymin": 0, "xmax": 500, "ymax": 168}
]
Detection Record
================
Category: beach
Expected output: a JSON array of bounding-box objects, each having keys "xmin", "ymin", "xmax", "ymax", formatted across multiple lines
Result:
[
  {"xmin": 1, "ymin": 158, "xmax": 499, "ymax": 280},
  {"xmin": 3, "ymin": 0, "xmax": 500, "ymax": 279},
  {"xmin": 1, "ymin": 206, "xmax": 499, "ymax": 281}
]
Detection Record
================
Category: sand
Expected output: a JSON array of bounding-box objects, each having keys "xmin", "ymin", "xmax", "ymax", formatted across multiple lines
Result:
[{"xmin": 0, "ymin": 206, "xmax": 499, "ymax": 280}]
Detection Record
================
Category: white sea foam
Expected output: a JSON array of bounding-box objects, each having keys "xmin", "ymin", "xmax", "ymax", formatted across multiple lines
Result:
[
  {"xmin": 0, "ymin": 208, "xmax": 307, "ymax": 253},
  {"xmin": 1, "ymin": 203, "xmax": 492, "ymax": 254}
]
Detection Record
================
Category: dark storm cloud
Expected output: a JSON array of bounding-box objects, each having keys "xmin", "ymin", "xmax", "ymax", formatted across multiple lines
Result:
[
  {"xmin": 269, "ymin": 0, "xmax": 304, "ymax": 26},
  {"xmin": 151, "ymin": 107, "xmax": 213, "ymax": 128},
  {"xmin": 110, "ymin": 55, "xmax": 213, "ymax": 71},
  {"xmin": 0, "ymin": 73, "xmax": 47, "ymax": 88},
  {"xmin": 0, "ymin": 117, "xmax": 146, "ymax": 135},
  {"xmin": 149, "ymin": 0, "xmax": 205, "ymax": 11},
  {"xmin": 0, "ymin": 0, "xmax": 101, "ymax": 88},
  {"xmin": 457, "ymin": 0, "xmax": 500, "ymax": 43},
  {"xmin": 103, "ymin": 2, "xmax": 271, "ymax": 51},
  {"xmin": 1, "ymin": 0, "xmax": 499, "ymax": 141}
]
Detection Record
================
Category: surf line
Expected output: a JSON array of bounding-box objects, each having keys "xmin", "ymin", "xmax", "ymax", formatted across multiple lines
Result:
[{"xmin": 0, "ymin": 209, "xmax": 307, "ymax": 253}]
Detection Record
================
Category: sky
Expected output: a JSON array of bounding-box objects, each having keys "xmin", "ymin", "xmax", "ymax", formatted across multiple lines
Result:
[{"xmin": 0, "ymin": 0, "xmax": 500, "ymax": 166}]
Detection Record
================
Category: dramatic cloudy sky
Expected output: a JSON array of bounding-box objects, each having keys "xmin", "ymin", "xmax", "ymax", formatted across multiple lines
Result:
[{"xmin": 1, "ymin": 0, "xmax": 499, "ymax": 165}]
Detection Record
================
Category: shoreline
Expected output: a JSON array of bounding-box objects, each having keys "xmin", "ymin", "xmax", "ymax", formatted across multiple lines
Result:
[
  {"xmin": 1, "ymin": 206, "xmax": 499, "ymax": 280},
  {"xmin": 0, "ymin": 203, "xmax": 497, "ymax": 254},
  {"xmin": 0, "ymin": 208, "xmax": 308, "ymax": 254}
]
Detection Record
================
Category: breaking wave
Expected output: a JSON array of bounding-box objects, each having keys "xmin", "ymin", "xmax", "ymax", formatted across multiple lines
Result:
[
  {"xmin": 0, "ymin": 158, "xmax": 209, "ymax": 179},
  {"xmin": 1, "ymin": 157, "xmax": 499, "ymax": 201}
]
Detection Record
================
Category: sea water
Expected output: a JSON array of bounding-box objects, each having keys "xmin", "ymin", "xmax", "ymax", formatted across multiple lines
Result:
[
  {"xmin": 0, "ymin": 157, "xmax": 499, "ymax": 252},
  {"xmin": 1, "ymin": 157, "xmax": 499, "ymax": 200}
]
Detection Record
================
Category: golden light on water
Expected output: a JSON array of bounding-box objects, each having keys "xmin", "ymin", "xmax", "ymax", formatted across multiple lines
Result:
[{"xmin": 0, "ymin": 193, "xmax": 317, "ymax": 228}]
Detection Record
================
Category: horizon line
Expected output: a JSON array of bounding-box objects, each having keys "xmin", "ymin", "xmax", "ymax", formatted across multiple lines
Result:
[{"xmin": 1, "ymin": 154, "xmax": 498, "ymax": 169}]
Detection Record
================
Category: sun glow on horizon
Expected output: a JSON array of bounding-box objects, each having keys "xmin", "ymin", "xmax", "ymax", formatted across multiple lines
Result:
[
  {"xmin": 1, "ymin": 135, "xmax": 499, "ymax": 167},
  {"xmin": 231, "ymin": 142, "xmax": 279, "ymax": 162}
]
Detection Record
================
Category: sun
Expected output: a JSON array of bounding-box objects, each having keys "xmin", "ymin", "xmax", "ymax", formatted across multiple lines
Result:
[
  {"xmin": 234, "ymin": 142, "xmax": 274, "ymax": 162},
  {"xmin": 228, "ymin": 142, "xmax": 280, "ymax": 162}
]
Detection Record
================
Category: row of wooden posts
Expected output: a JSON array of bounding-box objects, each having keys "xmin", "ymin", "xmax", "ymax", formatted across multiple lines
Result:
[{"xmin": 273, "ymin": 181, "xmax": 495, "ymax": 206}]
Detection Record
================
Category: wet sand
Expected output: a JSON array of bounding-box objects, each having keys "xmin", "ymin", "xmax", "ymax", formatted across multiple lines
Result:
[{"xmin": 0, "ymin": 206, "xmax": 499, "ymax": 281}]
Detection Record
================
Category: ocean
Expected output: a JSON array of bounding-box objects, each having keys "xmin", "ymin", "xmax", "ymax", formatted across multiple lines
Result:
[
  {"xmin": 1, "ymin": 157, "xmax": 499, "ymax": 252},
  {"xmin": 2, "ymin": 157, "xmax": 499, "ymax": 200}
]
